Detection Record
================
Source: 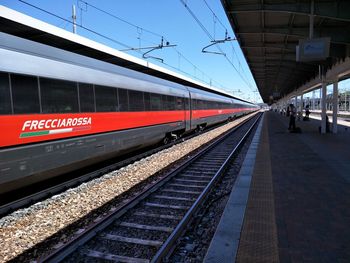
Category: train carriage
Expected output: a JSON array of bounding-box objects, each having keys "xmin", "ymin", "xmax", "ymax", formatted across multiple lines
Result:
[{"xmin": 0, "ymin": 31, "xmax": 257, "ymax": 194}]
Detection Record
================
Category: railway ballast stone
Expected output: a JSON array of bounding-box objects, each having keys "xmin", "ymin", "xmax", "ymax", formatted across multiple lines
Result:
[{"xmin": 0, "ymin": 114, "xmax": 255, "ymax": 262}]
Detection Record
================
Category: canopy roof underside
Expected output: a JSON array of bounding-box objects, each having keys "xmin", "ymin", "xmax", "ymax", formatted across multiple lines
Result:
[{"xmin": 222, "ymin": 0, "xmax": 350, "ymax": 103}]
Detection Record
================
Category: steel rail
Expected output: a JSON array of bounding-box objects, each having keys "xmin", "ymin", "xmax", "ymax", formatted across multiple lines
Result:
[
  {"xmin": 38, "ymin": 112, "xmax": 261, "ymax": 262},
  {"xmin": 151, "ymin": 113, "xmax": 262, "ymax": 262},
  {"xmin": 0, "ymin": 116, "xmax": 243, "ymax": 217}
]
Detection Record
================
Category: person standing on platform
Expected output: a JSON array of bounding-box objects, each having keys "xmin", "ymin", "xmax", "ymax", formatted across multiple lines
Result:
[
  {"xmin": 304, "ymin": 105, "xmax": 310, "ymax": 120},
  {"xmin": 288, "ymin": 104, "xmax": 296, "ymax": 131}
]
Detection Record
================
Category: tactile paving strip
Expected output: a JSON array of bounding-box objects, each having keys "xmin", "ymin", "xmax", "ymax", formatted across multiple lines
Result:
[{"xmin": 236, "ymin": 117, "xmax": 279, "ymax": 263}]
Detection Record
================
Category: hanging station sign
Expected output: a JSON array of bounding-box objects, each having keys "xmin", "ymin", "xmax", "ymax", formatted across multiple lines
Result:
[{"xmin": 296, "ymin": 37, "xmax": 331, "ymax": 62}]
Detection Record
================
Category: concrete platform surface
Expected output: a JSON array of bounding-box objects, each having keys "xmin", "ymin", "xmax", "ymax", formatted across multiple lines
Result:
[{"xmin": 205, "ymin": 111, "xmax": 350, "ymax": 263}]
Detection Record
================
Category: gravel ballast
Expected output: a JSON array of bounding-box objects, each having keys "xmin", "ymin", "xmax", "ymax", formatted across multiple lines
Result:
[{"xmin": 0, "ymin": 115, "xmax": 253, "ymax": 262}]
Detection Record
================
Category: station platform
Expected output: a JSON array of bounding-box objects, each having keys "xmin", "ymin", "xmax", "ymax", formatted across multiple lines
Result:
[{"xmin": 205, "ymin": 111, "xmax": 350, "ymax": 263}]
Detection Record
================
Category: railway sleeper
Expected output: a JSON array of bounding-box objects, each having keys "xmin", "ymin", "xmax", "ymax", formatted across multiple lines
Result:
[
  {"xmin": 84, "ymin": 249, "xmax": 150, "ymax": 263},
  {"xmin": 133, "ymin": 212, "xmax": 182, "ymax": 220}
]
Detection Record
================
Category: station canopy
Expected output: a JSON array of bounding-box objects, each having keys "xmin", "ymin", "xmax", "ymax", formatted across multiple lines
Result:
[{"xmin": 222, "ymin": 0, "xmax": 350, "ymax": 104}]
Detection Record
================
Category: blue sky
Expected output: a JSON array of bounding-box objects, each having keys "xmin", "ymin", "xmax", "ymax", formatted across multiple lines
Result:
[{"xmin": 1, "ymin": 0, "xmax": 262, "ymax": 103}]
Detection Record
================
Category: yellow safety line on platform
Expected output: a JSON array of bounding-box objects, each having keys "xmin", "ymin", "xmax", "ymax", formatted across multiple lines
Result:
[{"xmin": 236, "ymin": 115, "xmax": 279, "ymax": 263}]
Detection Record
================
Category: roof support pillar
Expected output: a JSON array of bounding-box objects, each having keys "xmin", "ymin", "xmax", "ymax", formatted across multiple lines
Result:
[
  {"xmin": 332, "ymin": 80, "xmax": 338, "ymax": 134},
  {"xmin": 300, "ymin": 94, "xmax": 304, "ymax": 115},
  {"xmin": 309, "ymin": 0, "xmax": 314, "ymax": 39},
  {"xmin": 321, "ymin": 81, "xmax": 327, "ymax": 134}
]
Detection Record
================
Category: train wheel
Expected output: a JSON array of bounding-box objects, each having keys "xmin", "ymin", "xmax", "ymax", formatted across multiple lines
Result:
[{"xmin": 163, "ymin": 136, "xmax": 170, "ymax": 145}]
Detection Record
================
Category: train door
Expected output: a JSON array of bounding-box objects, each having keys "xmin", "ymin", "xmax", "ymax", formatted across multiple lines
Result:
[{"xmin": 186, "ymin": 91, "xmax": 191, "ymax": 131}]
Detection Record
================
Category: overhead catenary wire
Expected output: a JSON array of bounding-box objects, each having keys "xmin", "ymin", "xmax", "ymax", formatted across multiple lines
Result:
[
  {"xmin": 75, "ymin": 0, "xmax": 230, "ymax": 90},
  {"xmin": 76, "ymin": 0, "xmax": 174, "ymax": 58},
  {"xmin": 77, "ymin": 0, "xmax": 163, "ymax": 39},
  {"xmin": 17, "ymin": 0, "xmax": 173, "ymax": 63},
  {"xmin": 18, "ymin": 0, "xmax": 135, "ymax": 51},
  {"xmin": 181, "ymin": 0, "xmax": 256, "ymax": 93},
  {"xmin": 203, "ymin": 0, "xmax": 254, "ymax": 90},
  {"xmin": 203, "ymin": 0, "xmax": 241, "ymax": 62},
  {"xmin": 203, "ymin": 1, "xmax": 254, "ymax": 92},
  {"xmin": 203, "ymin": 0, "xmax": 227, "ymax": 31},
  {"xmin": 17, "ymin": 0, "xmax": 231, "ymax": 92}
]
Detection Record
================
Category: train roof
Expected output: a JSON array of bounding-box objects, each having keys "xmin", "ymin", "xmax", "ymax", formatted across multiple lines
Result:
[{"xmin": 0, "ymin": 5, "xmax": 255, "ymax": 106}]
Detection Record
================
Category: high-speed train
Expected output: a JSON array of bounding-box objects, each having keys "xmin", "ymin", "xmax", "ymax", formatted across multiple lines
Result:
[{"xmin": 0, "ymin": 32, "xmax": 258, "ymax": 194}]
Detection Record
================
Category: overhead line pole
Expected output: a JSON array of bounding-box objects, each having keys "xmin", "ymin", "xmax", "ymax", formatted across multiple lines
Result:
[{"xmin": 72, "ymin": 4, "xmax": 77, "ymax": 34}]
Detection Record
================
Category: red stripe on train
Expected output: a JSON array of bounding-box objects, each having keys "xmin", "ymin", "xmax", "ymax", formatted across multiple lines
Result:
[{"xmin": 0, "ymin": 108, "xmax": 254, "ymax": 147}]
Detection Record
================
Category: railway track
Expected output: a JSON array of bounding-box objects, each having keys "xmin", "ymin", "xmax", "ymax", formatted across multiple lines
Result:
[
  {"xmin": 0, "ymin": 116, "xmax": 246, "ymax": 217},
  {"xmin": 41, "ymin": 112, "xmax": 262, "ymax": 263}
]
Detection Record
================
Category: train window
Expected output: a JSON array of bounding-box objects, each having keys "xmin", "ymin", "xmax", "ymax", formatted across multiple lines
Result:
[
  {"xmin": 206, "ymin": 101, "xmax": 210, "ymax": 109},
  {"xmin": 176, "ymin": 97, "xmax": 183, "ymax": 110},
  {"xmin": 209, "ymin": 101, "xmax": 214, "ymax": 109},
  {"xmin": 201, "ymin": 100, "xmax": 204, "ymax": 110},
  {"xmin": 129, "ymin": 90, "xmax": 144, "ymax": 112},
  {"xmin": 95, "ymin": 85, "xmax": 118, "ymax": 112},
  {"xmin": 208, "ymin": 100, "xmax": 212, "ymax": 110},
  {"xmin": 168, "ymin": 96, "xmax": 176, "ymax": 110},
  {"xmin": 79, "ymin": 83, "xmax": 95, "ymax": 112},
  {"xmin": 196, "ymin": 99, "xmax": 200, "ymax": 110},
  {"xmin": 201, "ymin": 100, "xmax": 206, "ymax": 110},
  {"xmin": 164, "ymin": 96, "xmax": 170, "ymax": 110},
  {"xmin": 144, "ymin": 92, "xmax": 151, "ymax": 111},
  {"xmin": 0, "ymin": 72, "xmax": 12, "ymax": 114},
  {"xmin": 205, "ymin": 100, "xmax": 210, "ymax": 110},
  {"xmin": 11, "ymin": 74, "xmax": 40, "ymax": 114},
  {"xmin": 192, "ymin": 99, "xmax": 197, "ymax": 110},
  {"xmin": 198, "ymin": 100, "xmax": 204, "ymax": 110},
  {"xmin": 185, "ymin": 98, "xmax": 189, "ymax": 111},
  {"xmin": 162, "ymin": 95, "xmax": 175, "ymax": 110},
  {"xmin": 41, "ymin": 78, "xmax": 79, "ymax": 113},
  {"xmin": 118, "ymin": 88, "xmax": 128, "ymax": 112},
  {"xmin": 150, "ymin": 93, "xmax": 161, "ymax": 110},
  {"xmin": 160, "ymin": 95, "xmax": 166, "ymax": 110}
]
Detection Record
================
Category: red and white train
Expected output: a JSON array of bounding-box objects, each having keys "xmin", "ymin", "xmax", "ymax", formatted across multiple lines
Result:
[{"xmin": 0, "ymin": 32, "xmax": 258, "ymax": 194}]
